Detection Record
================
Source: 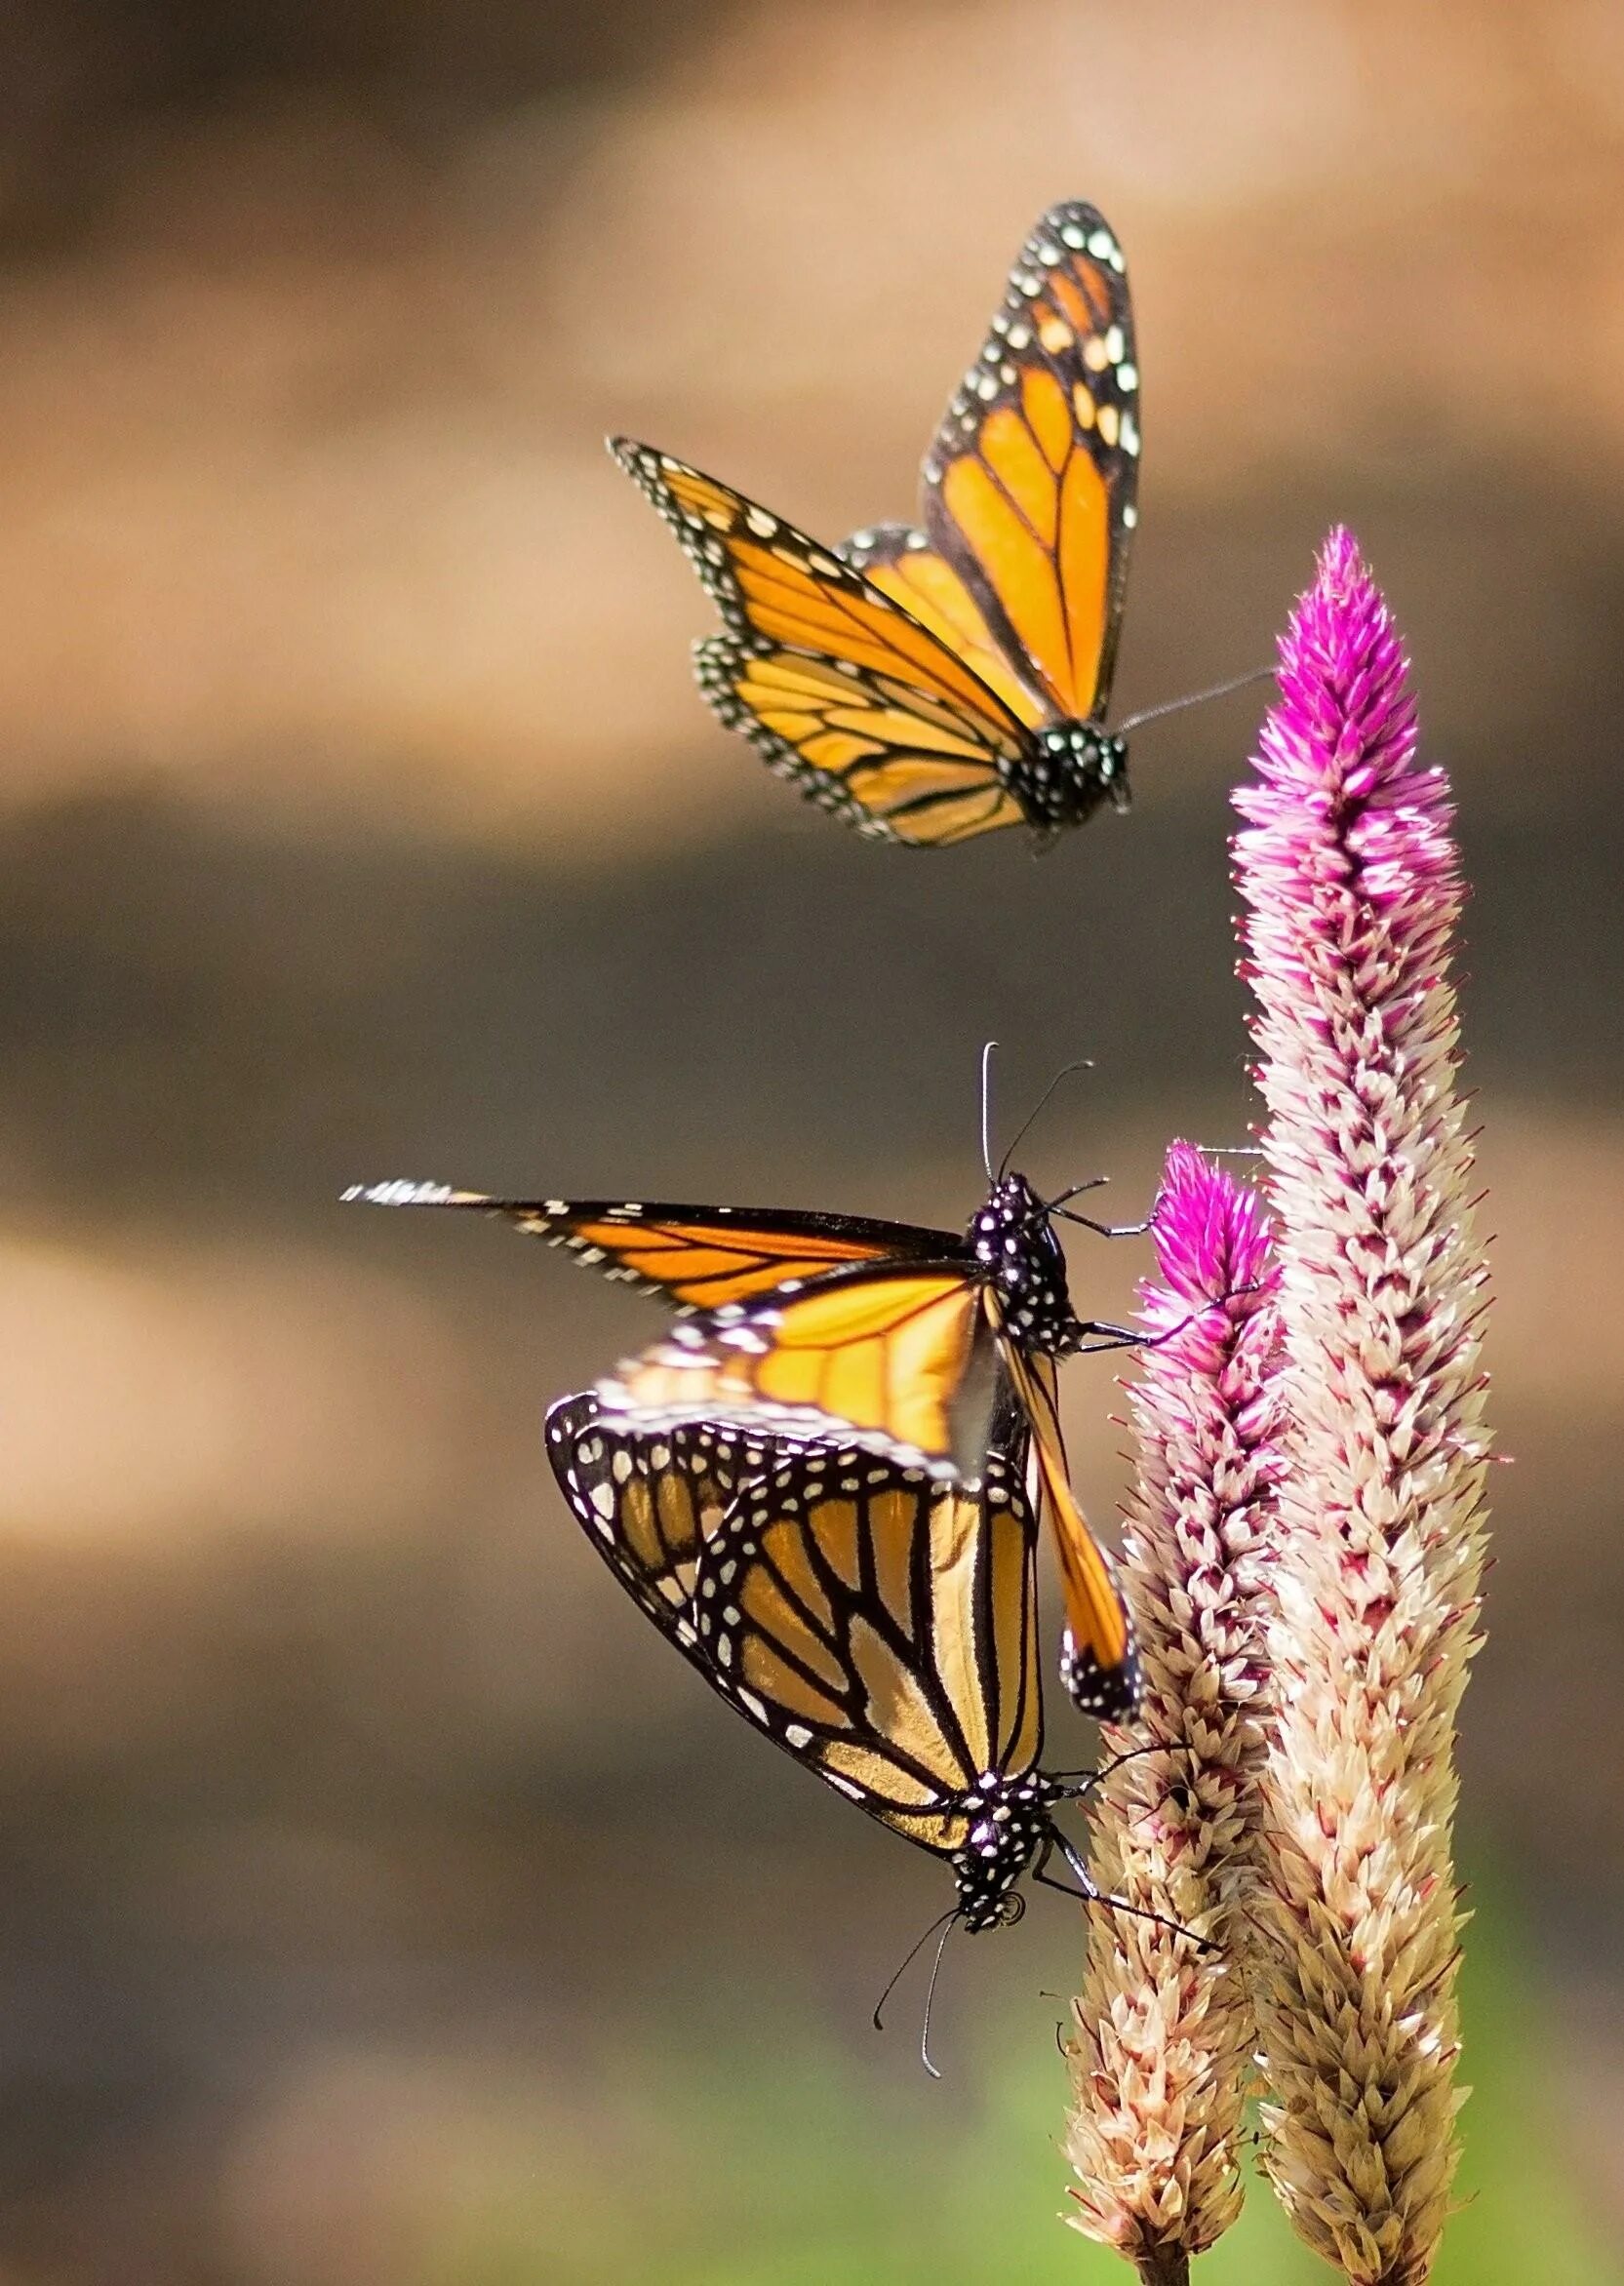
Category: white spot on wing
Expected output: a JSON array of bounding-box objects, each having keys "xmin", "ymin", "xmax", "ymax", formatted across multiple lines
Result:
[{"xmin": 344, "ymin": 1178, "xmax": 457, "ymax": 1207}]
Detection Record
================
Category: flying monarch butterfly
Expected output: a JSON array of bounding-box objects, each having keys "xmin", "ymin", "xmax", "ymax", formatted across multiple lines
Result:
[
  {"xmin": 611, "ymin": 200, "xmax": 1145, "ymax": 847},
  {"xmin": 544, "ymin": 1393, "xmax": 1192, "ymax": 1988},
  {"xmin": 347, "ymin": 1134, "xmax": 1168, "ymax": 1719}
]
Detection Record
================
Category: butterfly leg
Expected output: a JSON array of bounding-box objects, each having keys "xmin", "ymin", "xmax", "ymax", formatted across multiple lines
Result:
[
  {"xmin": 1042, "ymin": 1829, "xmax": 1217, "ymax": 1952},
  {"xmin": 1032, "ymin": 1836, "xmax": 1098, "ymax": 1903},
  {"xmin": 1069, "ymin": 1319, "xmax": 1156, "ymax": 1353},
  {"xmin": 1068, "ymin": 1280, "xmax": 1262, "ymax": 1356},
  {"xmin": 1060, "ymin": 1211, "xmax": 1155, "ymax": 1240},
  {"xmin": 1048, "ymin": 1740, "xmax": 1199, "ymax": 1796},
  {"xmin": 1050, "ymin": 1177, "xmax": 1154, "ymax": 1240}
]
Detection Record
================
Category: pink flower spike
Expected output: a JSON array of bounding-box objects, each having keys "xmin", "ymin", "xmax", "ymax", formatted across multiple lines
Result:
[
  {"xmin": 1234, "ymin": 532, "xmax": 1491, "ymax": 2286},
  {"xmin": 1065, "ymin": 1143, "xmax": 1284, "ymax": 2276}
]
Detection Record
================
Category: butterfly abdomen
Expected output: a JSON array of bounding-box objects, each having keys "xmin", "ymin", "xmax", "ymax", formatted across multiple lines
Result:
[{"xmin": 951, "ymin": 1771, "xmax": 1054, "ymax": 1931}]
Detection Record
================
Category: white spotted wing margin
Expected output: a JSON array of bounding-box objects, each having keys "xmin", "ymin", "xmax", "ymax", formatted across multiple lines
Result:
[{"xmin": 545, "ymin": 1393, "xmax": 761, "ymax": 1671}]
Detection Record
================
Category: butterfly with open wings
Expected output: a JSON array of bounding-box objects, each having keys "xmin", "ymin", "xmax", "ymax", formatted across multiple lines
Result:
[
  {"xmin": 612, "ymin": 200, "xmax": 1143, "ymax": 847},
  {"xmin": 347, "ymin": 1129, "xmax": 1179, "ymax": 1719}
]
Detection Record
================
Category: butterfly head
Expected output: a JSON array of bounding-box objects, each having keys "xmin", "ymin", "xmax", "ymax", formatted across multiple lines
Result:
[
  {"xmin": 952, "ymin": 1772, "xmax": 1050, "ymax": 1932},
  {"xmin": 1006, "ymin": 723, "xmax": 1129, "ymax": 835},
  {"xmin": 969, "ymin": 1172, "xmax": 1077, "ymax": 1356}
]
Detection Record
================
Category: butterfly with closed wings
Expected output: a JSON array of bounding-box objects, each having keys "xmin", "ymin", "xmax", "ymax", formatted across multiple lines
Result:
[
  {"xmin": 546, "ymin": 1392, "xmax": 1208, "ymax": 2069},
  {"xmin": 347, "ymin": 1086, "xmax": 1188, "ymax": 1720},
  {"xmin": 547, "ymin": 1392, "xmax": 1070, "ymax": 1932},
  {"xmin": 612, "ymin": 200, "xmax": 1148, "ymax": 847}
]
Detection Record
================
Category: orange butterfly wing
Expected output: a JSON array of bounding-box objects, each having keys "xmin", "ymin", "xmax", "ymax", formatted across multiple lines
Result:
[
  {"xmin": 838, "ymin": 523, "xmax": 1047, "ymax": 730},
  {"xmin": 993, "ymin": 1325, "xmax": 1140, "ymax": 1719},
  {"xmin": 600, "ymin": 1262, "xmax": 997, "ymax": 1471},
  {"xmin": 343, "ymin": 1182, "xmax": 949, "ymax": 1313},
  {"xmin": 922, "ymin": 201, "xmax": 1139, "ymax": 726},
  {"xmin": 611, "ymin": 440, "xmax": 1033, "ymax": 847}
]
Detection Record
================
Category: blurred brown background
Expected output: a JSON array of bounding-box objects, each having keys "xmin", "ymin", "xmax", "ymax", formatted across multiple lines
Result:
[{"xmin": 1, "ymin": 1, "xmax": 1621, "ymax": 2278}]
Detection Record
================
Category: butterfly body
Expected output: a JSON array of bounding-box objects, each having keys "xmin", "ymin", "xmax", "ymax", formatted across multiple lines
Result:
[
  {"xmin": 967, "ymin": 1171, "xmax": 1081, "ymax": 1354},
  {"xmin": 613, "ymin": 200, "xmax": 1140, "ymax": 848},
  {"xmin": 1016, "ymin": 722, "xmax": 1129, "ymax": 837},
  {"xmin": 940, "ymin": 1773, "xmax": 1052, "ymax": 1934}
]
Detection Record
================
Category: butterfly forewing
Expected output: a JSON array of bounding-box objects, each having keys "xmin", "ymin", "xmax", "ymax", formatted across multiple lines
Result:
[
  {"xmin": 997, "ymin": 1339, "xmax": 1139, "ymax": 1719},
  {"xmin": 612, "ymin": 439, "xmax": 1033, "ymax": 846},
  {"xmin": 346, "ymin": 1183, "xmax": 950, "ymax": 1314},
  {"xmin": 838, "ymin": 524, "xmax": 1047, "ymax": 730},
  {"xmin": 611, "ymin": 441, "xmax": 1028, "ymax": 731},
  {"xmin": 922, "ymin": 200, "xmax": 1139, "ymax": 725}
]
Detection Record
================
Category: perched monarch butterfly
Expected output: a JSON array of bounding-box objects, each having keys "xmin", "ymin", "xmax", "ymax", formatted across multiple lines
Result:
[
  {"xmin": 545, "ymin": 1393, "xmax": 1166, "ymax": 1950},
  {"xmin": 612, "ymin": 200, "xmax": 1143, "ymax": 847},
  {"xmin": 347, "ymin": 1145, "xmax": 1159, "ymax": 1718}
]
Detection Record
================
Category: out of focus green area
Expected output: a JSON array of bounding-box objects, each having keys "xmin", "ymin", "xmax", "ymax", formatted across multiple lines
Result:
[
  {"xmin": 407, "ymin": 1876, "xmax": 1615, "ymax": 2286},
  {"xmin": 1, "ymin": 0, "xmax": 1621, "ymax": 2276}
]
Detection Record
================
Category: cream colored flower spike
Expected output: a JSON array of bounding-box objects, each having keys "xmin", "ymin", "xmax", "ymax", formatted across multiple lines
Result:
[{"xmin": 1234, "ymin": 532, "xmax": 1492, "ymax": 2285}]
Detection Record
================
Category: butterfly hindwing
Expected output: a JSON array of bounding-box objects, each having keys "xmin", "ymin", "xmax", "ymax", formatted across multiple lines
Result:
[
  {"xmin": 695, "ymin": 634, "xmax": 1026, "ymax": 847},
  {"xmin": 599, "ymin": 1260, "xmax": 996, "ymax": 1472},
  {"xmin": 923, "ymin": 200, "xmax": 1139, "ymax": 725},
  {"xmin": 545, "ymin": 1392, "xmax": 754, "ymax": 1658},
  {"xmin": 693, "ymin": 1434, "xmax": 1043, "ymax": 1857}
]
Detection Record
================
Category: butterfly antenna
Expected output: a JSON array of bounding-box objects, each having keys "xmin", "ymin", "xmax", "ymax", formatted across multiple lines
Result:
[
  {"xmin": 999, "ymin": 1057, "xmax": 1094, "ymax": 1180},
  {"xmin": 1114, "ymin": 663, "xmax": 1274, "ymax": 736},
  {"xmin": 872, "ymin": 1907, "xmax": 957, "ymax": 2044},
  {"xmin": 918, "ymin": 1911, "xmax": 956, "ymax": 2080},
  {"xmin": 978, "ymin": 1041, "xmax": 999, "ymax": 1185}
]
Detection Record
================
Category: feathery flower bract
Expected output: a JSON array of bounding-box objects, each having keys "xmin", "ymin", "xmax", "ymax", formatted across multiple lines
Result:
[
  {"xmin": 1232, "ymin": 530, "xmax": 1491, "ymax": 2285},
  {"xmin": 1065, "ymin": 1142, "xmax": 1284, "ymax": 2276}
]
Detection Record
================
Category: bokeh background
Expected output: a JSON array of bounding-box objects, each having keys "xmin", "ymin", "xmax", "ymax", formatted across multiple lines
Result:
[{"xmin": 3, "ymin": 1, "xmax": 1622, "ymax": 2277}]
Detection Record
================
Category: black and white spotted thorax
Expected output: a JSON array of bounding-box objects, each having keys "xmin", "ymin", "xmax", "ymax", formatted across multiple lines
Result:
[
  {"xmin": 951, "ymin": 1771, "xmax": 1054, "ymax": 1931},
  {"xmin": 1001, "ymin": 723, "xmax": 1129, "ymax": 833},
  {"xmin": 969, "ymin": 1173, "xmax": 1081, "ymax": 1356}
]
